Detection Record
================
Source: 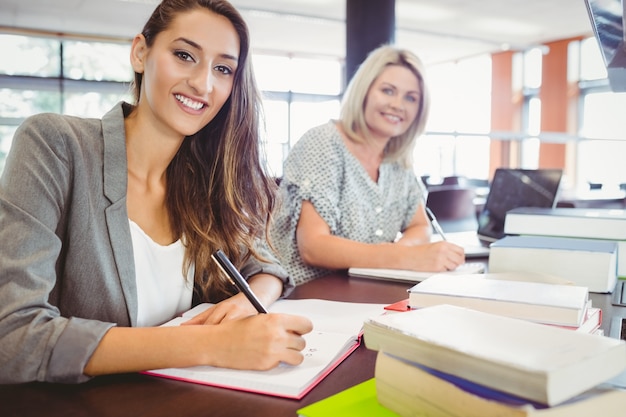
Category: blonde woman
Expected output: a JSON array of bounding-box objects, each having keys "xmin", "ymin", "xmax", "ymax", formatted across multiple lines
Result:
[{"xmin": 272, "ymin": 45, "xmax": 465, "ymax": 285}]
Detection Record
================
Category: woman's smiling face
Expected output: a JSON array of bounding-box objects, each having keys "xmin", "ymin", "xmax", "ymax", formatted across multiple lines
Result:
[
  {"xmin": 133, "ymin": 8, "xmax": 240, "ymax": 138},
  {"xmin": 363, "ymin": 64, "xmax": 421, "ymax": 142}
]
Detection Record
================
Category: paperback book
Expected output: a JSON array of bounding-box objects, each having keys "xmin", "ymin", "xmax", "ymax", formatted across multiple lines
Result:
[
  {"xmin": 363, "ymin": 304, "xmax": 626, "ymax": 406},
  {"xmin": 407, "ymin": 272, "xmax": 589, "ymax": 327},
  {"xmin": 375, "ymin": 351, "xmax": 626, "ymax": 417},
  {"xmin": 488, "ymin": 235, "xmax": 618, "ymax": 293},
  {"xmin": 503, "ymin": 207, "xmax": 626, "ymax": 278}
]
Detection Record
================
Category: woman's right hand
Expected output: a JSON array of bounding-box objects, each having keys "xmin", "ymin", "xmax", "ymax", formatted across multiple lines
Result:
[
  {"xmin": 200, "ymin": 313, "xmax": 314, "ymax": 370},
  {"xmin": 396, "ymin": 241, "xmax": 465, "ymax": 272}
]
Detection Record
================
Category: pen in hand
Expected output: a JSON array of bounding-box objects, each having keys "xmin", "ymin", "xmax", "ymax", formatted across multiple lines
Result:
[
  {"xmin": 425, "ymin": 206, "xmax": 448, "ymax": 241},
  {"xmin": 211, "ymin": 249, "xmax": 269, "ymax": 314}
]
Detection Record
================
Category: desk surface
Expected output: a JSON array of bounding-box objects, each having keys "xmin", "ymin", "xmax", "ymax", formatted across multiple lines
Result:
[{"xmin": 2, "ymin": 271, "xmax": 624, "ymax": 417}]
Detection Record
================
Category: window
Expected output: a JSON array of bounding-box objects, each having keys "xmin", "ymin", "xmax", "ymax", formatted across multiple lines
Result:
[
  {"xmin": 253, "ymin": 54, "xmax": 342, "ymax": 175},
  {"xmin": 581, "ymin": 91, "xmax": 626, "ymax": 140},
  {"xmin": 417, "ymin": 54, "xmax": 492, "ymax": 180},
  {"xmin": 289, "ymin": 99, "xmax": 340, "ymax": 147},
  {"xmin": 523, "ymin": 47, "xmax": 543, "ymax": 89},
  {"xmin": 5, "ymin": 30, "xmax": 623, "ymax": 193},
  {"xmin": 0, "ymin": 34, "xmax": 60, "ymax": 77},
  {"xmin": 0, "ymin": 126, "xmax": 17, "ymax": 174},
  {"xmin": 63, "ymin": 40, "xmax": 132, "ymax": 82},
  {"xmin": 254, "ymin": 55, "xmax": 342, "ymax": 95},
  {"xmin": 579, "ymin": 37, "xmax": 608, "ymax": 81},
  {"xmin": 261, "ymin": 98, "xmax": 289, "ymax": 177},
  {"xmin": 0, "ymin": 32, "xmax": 343, "ymax": 177},
  {"xmin": 289, "ymin": 57, "xmax": 342, "ymax": 95},
  {"xmin": 576, "ymin": 37, "xmax": 626, "ymax": 192},
  {"xmin": 0, "ymin": 88, "xmax": 62, "ymax": 117},
  {"xmin": 0, "ymin": 34, "xmax": 132, "ymax": 173},
  {"xmin": 517, "ymin": 48, "xmax": 543, "ymax": 170}
]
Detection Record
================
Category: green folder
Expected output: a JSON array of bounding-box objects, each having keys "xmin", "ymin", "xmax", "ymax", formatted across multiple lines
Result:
[{"xmin": 297, "ymin": 378, "xmax": 400, "ymax": 417}]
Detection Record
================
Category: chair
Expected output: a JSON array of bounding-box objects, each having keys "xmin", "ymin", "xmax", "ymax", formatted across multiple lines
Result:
[
  {"xmin": 423, "ymin": 175, "xmax": 467, "ymax": 188},
  {"xmin": 441, "ymin": 175, "xmax": 466, "ymax": 186},
  {"xmin": 426, "ymin": 186, "xmax": 478, "ymax": 233}
]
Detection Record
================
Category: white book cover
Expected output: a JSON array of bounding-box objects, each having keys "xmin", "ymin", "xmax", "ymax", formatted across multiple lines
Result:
[
  {"xmin": 407, "ymin": 273, "xmax": 589, "ymax": 326},
  {"xmin": 504, "ymin": 207, "xmax": 626, "ymax": 240},
  {"xmin": 489, "ymin": 235, "xmax": 618, "ymax": 293},
  {"xmin": 504, "ymin": 207, "xmax": 626, "ymax": 278},
  {"xmin": 363, "ymin": 304, "xmax": 626, "ymax": 406}
]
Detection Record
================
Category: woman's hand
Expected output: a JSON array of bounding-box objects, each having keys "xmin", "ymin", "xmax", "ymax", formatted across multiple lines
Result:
[
  {"xmin": 182, "ymin": 294, "xmax": 261, "ymax": 325},
  {"xmin": 85, "ymin": 310, "xmax": 314, "ymax": 376},
  {"xmin": 201, "ymin": 313, "xmax": 314, "ymax": 370},
  {"xmin": 395, "ymin": 240, "xmax": 466, "ymax": 272},
  {"xmin": 184, "ymin": 273, "xmax": 284, "ymax": 325}
]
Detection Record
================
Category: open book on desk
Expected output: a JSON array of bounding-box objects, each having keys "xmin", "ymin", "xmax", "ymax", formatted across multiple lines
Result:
[
  {"xmin": 144, "ymin": 299, "xmax": 387, "ymax": 399},
  {"xmin": 348, "ymin": 262, "xmax": 485, "ymax": 283}
]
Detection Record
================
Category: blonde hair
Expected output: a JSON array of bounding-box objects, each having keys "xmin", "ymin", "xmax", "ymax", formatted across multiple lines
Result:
[{"xmin": 339, "ymin": 45, "xmax": 430, "ymax": 168}]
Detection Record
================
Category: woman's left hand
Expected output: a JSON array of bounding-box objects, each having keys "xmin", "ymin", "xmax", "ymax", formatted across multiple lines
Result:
[{"xmin": 182, "ymin": 294, "xmax": 260, "ymax": 325}]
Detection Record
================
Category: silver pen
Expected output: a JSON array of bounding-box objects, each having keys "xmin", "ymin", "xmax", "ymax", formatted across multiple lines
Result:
[{"xmin": 425, "ymin": 207, "xmax": 448, "ymax": 241}]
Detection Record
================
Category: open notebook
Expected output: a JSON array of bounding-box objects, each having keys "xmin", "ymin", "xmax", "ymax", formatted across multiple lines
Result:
[
  {"xmin": 143, "ymin": 299, "xmax": 386, "ymax": 399},
  {"xmin": 348, "ymin": 262, "xmax": 485, "ymax": 283},
  {"xmin": 436, "ymin": 168, "xmax": 563, "ymax": 258}
]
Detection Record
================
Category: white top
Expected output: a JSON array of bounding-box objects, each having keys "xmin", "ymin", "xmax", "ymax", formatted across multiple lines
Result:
[{"xmin": 129, "ymin": 220, "xmax": 193, "ymax": 326}]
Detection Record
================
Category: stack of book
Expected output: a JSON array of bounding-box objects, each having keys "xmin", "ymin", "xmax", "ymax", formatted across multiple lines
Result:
[
  {"xmin": 488, "ymin": 235, "xmax": 618, "ymax": 293},
  {"xmin": 363, "ymin": 304, "xmax": 626, "ymax": 416},
  {"xmin": 375, "ymin": 351, "xmax": 626, "ymax": 417},
  {"xmin": 503, "ymin": 206, "xmax": 626, "ymax": 278}
]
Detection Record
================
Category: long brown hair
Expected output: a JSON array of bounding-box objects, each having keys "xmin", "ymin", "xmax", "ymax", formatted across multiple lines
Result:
[{"xmin": 132, "ymin": 0, "xmax": 277, "ymax": 301}]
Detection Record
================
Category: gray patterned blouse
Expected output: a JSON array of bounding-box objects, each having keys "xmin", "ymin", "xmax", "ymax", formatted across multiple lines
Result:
[{"xmin": 271, "ymin": 121, "xmax": 424, "ymax": 285}]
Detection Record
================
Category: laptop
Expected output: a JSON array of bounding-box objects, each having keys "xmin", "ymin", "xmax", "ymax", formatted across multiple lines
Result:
[{"xmin": 441, "ymin": 168, "xmax": 564, "ymax": 258}]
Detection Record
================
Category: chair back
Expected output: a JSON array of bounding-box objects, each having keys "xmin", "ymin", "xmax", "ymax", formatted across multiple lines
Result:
[{"xmin": 426, "ymin": 186, "xmax": 478, "ymax": 232}]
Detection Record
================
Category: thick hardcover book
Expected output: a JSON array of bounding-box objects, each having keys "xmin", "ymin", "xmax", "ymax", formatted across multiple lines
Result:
[
  {"xmin": 363, "ymin": 304, "xmax": 626, "ymax": 406},
  {"xmin": 504, "ymin": 207, "xmax": 626, "ymax": 240},
  {"xmin": 504, "ymin": 207, "xmax": 626, "ymax": 277},
  {"xmin": 407, "ymin": 273, "xmax": 589, "ymax": 327},
  {"xmin": 145, "ymin": 299, "xmax": 386, "ymax": 399},
  {"xmin": 385, "ymin": 298, "xmax": 601, "ymax": 333},
  {"xmin": 547, "ymin": 305, "xmax": 602, "ymax": 333},
  {"xmin": 375, "ymin": 351, "xmax": 626, "ymax": 417},
  {"xmin": 488, "ymin": 235, "xmax": 618, "ymax": 293}
]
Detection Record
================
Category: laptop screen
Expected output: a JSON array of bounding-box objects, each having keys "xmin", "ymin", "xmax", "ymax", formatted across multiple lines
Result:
[{"xmin": 477, "ymin": 168, "xmax": 563, "ymax": 242}]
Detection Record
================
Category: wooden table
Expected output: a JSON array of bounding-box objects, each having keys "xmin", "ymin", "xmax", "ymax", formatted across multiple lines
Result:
[
  {"xmin": 1, "ymin": 271, "xmax": 623, "ymax": 417},
  {"xmin": 0, "ymin": 274, "xmax": 411, "ymax": 417}
]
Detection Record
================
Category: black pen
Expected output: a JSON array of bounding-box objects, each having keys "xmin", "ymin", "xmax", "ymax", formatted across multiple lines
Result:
[
  {"xmin": 211, "ymin": 249, "xmax": 269, "ymax": 314},
  {"xmin": 425, "ymin": 206, "xmax": 448, "ymax": 241}
]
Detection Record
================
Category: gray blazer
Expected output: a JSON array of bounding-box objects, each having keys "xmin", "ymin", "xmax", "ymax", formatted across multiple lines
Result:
[{"xmin": 0, "ymin": 102, "xmax": 292, "ymax": 384}]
